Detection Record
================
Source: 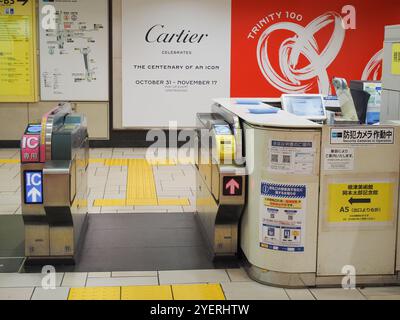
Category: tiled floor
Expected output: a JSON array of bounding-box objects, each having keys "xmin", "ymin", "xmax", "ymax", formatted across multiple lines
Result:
[
  {"xmin": 1, "ymin": 148, "xmax": 400, "ymax": 300},
  {"xmin": 0, "ymin": 268, "xmax": 398, "ymax": 300},
  {"xmin": 0, "ymin": 148, "xmax": 196, "ymax": 215}
]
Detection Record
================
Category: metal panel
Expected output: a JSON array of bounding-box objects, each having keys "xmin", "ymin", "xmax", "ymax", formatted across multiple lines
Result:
[
  {"xmin": 240, "ymin": 124, "xmax": 321, "ymax": 274},
  {"xmin": 25, "ymin": 224, "xmax": 50, "ymax": 257},
  {"xmin": 50, "ymin": 227, "xmax": 74, "ymax": 256}
]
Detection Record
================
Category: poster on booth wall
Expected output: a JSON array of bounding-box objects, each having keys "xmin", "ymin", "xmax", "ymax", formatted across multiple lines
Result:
[
  {"xmin": 122, "ymin": 0, "xmax": 231, "ymax": 128},
  {"xmin": 327, "ymin": 182, "xmax": 395, "ymax": 224},
  {"xmin": 268, "ymin": 140, "xmax": 316, "ymax": 175},
  {"xmin": 392, "ymin": 44, "xmax": 400, "ymax": 75},
  {"xmin": 231, "ymin": 0, "xmax": 400, "ymax": 98},
  {"xmin": 39, "ymin": 0, "xmax": 109, "ymax": 101},
  {"xmin": 259, "ymin": 182, "xmax": 307, "ymax": 253},
  {"xmin": 0, "ymin": 0, "xmax": 37, "ymax": 102}
]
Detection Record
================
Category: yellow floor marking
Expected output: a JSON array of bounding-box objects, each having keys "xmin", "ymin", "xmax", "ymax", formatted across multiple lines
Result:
[
  {"xmin": 0, "ymin": 159, "xmax": 20, "ymax": 164},
  {"xmin": 158, "ymin": 198, "xmax": 190, "ymax": 206},
  {"xmin": 126, "ymin": 199, "xmax": 158, "ymax": 206},
  {"xmin": 121, "ymin": 285, "xmax": 173, "ymax": 300},
  {"xmin": 104, "ymin": 159, "xmax": 129, "ymax": 166},
  {"xmin": 67, "ymin": 284, "xmax": 225, "ymax": 300},
  {"xmin": 126, "ymin": 159, "xmax": 158, "ymax": 202},
  {"xmin": 94, "ymin": 199, "xmax": 126, "ymax": 207},
  {"xmin": 68, "ymin": 287, "xmax": 121, "ymax": 300},
  {"xmin": 3, "ymin": 155, "xmax": 191, "ymax": 208},
  {"xmin": 88, "ymin": 159, "xmax": 106, "ymax": 165},
  {"xmin": 0, "ymin": 157, "xmax": 192, "ymax": 166},
  {"xmin": 172, "ymin": 284, "xmax": 226, "ymax": 301},
  {"xmin": 96, "ymin": 198, "xmax": 190, "ymax": 207}
]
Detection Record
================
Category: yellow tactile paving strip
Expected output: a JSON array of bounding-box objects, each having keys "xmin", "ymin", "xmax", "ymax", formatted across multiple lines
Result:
[
  {"xmin": 96, "ymin": 158, "xmax": 190, "ymax": 207},
  {"xmin": 122, "ymin": 285, "xmax": 173, "ymax": 300},
  {"xmin": 127, "ymin": 159, "xmax": 157, "ymax": 202},
  {"xmin": 0, "ymin": 159, "xmax": 20, "ymax": 164},
  {"xmin": 68, "ymin": 284, "xmax": 225, "ymax": 301},
  {"xmin": 69, "ymin": 287, "xmax": 121, "ymax": 300},
  {"xmin": 172, "ymin": 284, "xmax": 226, "ymax": 300}
]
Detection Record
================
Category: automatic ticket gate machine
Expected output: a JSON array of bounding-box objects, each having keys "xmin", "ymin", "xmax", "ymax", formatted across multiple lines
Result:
[
  {"xmin": 20, "ymin": 103, "xmax": 89, "ymax": 264},
  {"xmin": 195, "ymin": 111, "xmax": 246, "ymax": 261}
]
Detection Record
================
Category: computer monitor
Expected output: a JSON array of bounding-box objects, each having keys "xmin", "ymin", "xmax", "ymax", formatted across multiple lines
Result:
[{"xmin": 281, "ymin": 94, "xmax": 327, "ymax": 122}]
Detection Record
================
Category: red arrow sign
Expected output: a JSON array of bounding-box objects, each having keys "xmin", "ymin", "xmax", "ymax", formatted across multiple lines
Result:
[{"xmin": 226, "ymin": 178, "xmax": 240, "ymax": 195}]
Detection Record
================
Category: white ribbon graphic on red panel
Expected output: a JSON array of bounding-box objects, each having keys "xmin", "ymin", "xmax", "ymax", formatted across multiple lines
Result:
[
  {"xmin": 257, "ymin": 12, "xmax": 345, "ymax": 95},
  {"xmin": 362, "ymin": 49, "xmax": 383, "ymax": 81}
]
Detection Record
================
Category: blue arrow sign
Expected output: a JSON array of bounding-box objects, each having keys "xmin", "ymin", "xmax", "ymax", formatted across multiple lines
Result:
[{"xmin": 24, "ymin": 171, "xmax": 43, "ymax": 204}]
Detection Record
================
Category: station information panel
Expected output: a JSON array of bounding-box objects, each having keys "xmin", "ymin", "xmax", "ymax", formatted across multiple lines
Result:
[{"xmin": 0, "ymin": 0, "xmax": 38, "ymax": 102}]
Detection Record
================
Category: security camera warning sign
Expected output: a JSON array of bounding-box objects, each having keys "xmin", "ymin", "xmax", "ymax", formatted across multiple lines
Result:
[{"xmin": 328, "ymin": 182, "xmax": 395, "ymax": 223}]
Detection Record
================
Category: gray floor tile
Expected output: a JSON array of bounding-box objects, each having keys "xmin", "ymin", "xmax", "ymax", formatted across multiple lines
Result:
[
  {"xmin": 285, "ymin": 289, "xmax": 316, "ymax": 300},
  {"xmin": 31, "ymin": 287, "xmax": 70, "ymax": 300},
  {"xmin": 311, "ymin": 288, "xmax": 366, "ymax": 300},
  {"xmin": 359, "ymin": 286, "xmax": 400, "ymax": 298},
  {"xmin": 226, "ymin": 268, "xmax": 250, "ymax": 282},
  {"xmin": 112, "ymin": 271, "xmax": 158, "ymax": 278},
  {"xmin": 222, "ymin": 282, "xmax": 289, "ymax": 300},
  {"xmin": 0, "ymin": 273, "xmax": 64, "ymax": 288},
  {"xmin": 0, "ymin": 288, "xmax": 34, "ymax": 300},
  {"xmin": 159, "ymin": 269, "xmax": 230, "ymax": 285},
  {"xmin": 61, "ymin": 273, "xmax": 87, "ymax": 287},
  {"xmin": 88, "ymin": 272, "xmax": 111, "ymax": 278},
  {"xmin": 86, "ymin": 276, "xmax": 158, "ymax": 287}
]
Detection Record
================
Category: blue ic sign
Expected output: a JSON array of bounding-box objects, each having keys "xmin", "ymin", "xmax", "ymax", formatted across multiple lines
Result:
[
  {"xmin": 24, "ymin": 171, "xmax": 43, "ymax": 204},
  {"xmin": 26, "ymin": 125, "xmax": 42, "ymax": 134}
]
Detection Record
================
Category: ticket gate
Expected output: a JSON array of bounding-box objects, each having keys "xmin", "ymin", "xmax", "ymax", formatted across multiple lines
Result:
[
  {"xmin": 198, "ymin": 98, "xmax": 400, "ymax": 288},
  {"xmin": 20, "ymin": 103, "xmax": 89, "ymax": 264},
  {"xmin": 195, "ymin": 113, "xmax": 246, "ymax": 260}
]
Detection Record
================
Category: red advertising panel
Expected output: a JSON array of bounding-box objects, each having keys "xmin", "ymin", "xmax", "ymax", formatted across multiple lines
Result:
[{"xmin": 231, "ymin": 0, "xmax": 400, "ymax": 97}]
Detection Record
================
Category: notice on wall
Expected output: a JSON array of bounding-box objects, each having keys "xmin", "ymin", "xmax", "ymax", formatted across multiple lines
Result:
[
  {"xmin": 392, "ymin": 43, "xmax": 400, "ymax": 75},
  {"xmin": 122, "ymin": 0, "xmax": 231, "ymax": 128},
  {"xmin": 324, "ymin": 148, "xmax": 354, "ymax": 171},
  {"xmin": 268, "ymin": 140, "xmax": 316, "ymax": 175},
  {"xmin": 330, "ymin": 128, "xmax": 394, "ymax": 145},
  {"xmin": 260, "ymin": 182, "xmax": 306, "ymax": 253},
  {"xmin": 0, "ymin": 0, "xmax": 37, "ymax": 102},
  {"xmin": 39, "ymin": 0, "xmax": 109, "ymax": 101},
  {"xmin": 328, "ymin": 182, "xmax": 395, "ymax": 223}
]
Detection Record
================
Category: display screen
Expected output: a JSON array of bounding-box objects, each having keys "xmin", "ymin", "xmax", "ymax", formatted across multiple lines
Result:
[
  {"xmin": 214, "ymin": 125, "xmax": 232, "ymax": 136},
  {"xmin": 286, "ymin": 96, "xmax": 325, "ymax": 117}
]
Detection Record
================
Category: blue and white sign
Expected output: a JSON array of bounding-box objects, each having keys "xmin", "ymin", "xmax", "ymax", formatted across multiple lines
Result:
[
  {"xmin": 24, "ymin": 171, "xmax": 43, "ymax": 204},
  {"xmin": 26, "ymin": 125, "xmax": 42, "ymax": 134},
  {"xmin": 261, "ymin": 183, "xmax": 306, "ymax": 199},
  {"xmin": 260, "ymin": 182, "xmax": 306, "ymax": 253}
]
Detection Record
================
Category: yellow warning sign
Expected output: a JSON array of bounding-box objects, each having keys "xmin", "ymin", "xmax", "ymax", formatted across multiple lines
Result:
[
  {"xmin": 215, "ymin": 135, "xmax": 236, "ymax": 162},
  {"xmin": 0, "ymin": 0, "xmax": 38, "ymax": 102},
  {"xmin": 328, "ymin": 183, "xmax": 394, "ymax": 223},
  {"xmin": 392, "ymin": 43, "xmax": 400, "ymax": 75}
]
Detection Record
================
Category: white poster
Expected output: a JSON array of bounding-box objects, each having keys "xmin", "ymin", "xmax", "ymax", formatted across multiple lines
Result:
[
  {"xmin": 324, "ymin": 148, "xmax": 355, "ymax": 171},
  {"xmin": 122, "ymin": 0, "xmax": 231, "ymax": 128},
  {"xmin": 39, "ymin": 0, "xmax": 109, "ymax": 101},
  {"xmin": 268, "ymin": 140, "xmax": 316, "ymax": 175},
  {"xmin": 260, "ymin": 182, "xmax": 306, "ymax": 253}
]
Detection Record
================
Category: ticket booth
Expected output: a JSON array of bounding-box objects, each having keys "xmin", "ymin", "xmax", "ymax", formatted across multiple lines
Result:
[{"xmin": 197, "ymin": 98, "xmax": 400, "ymax": 288}]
